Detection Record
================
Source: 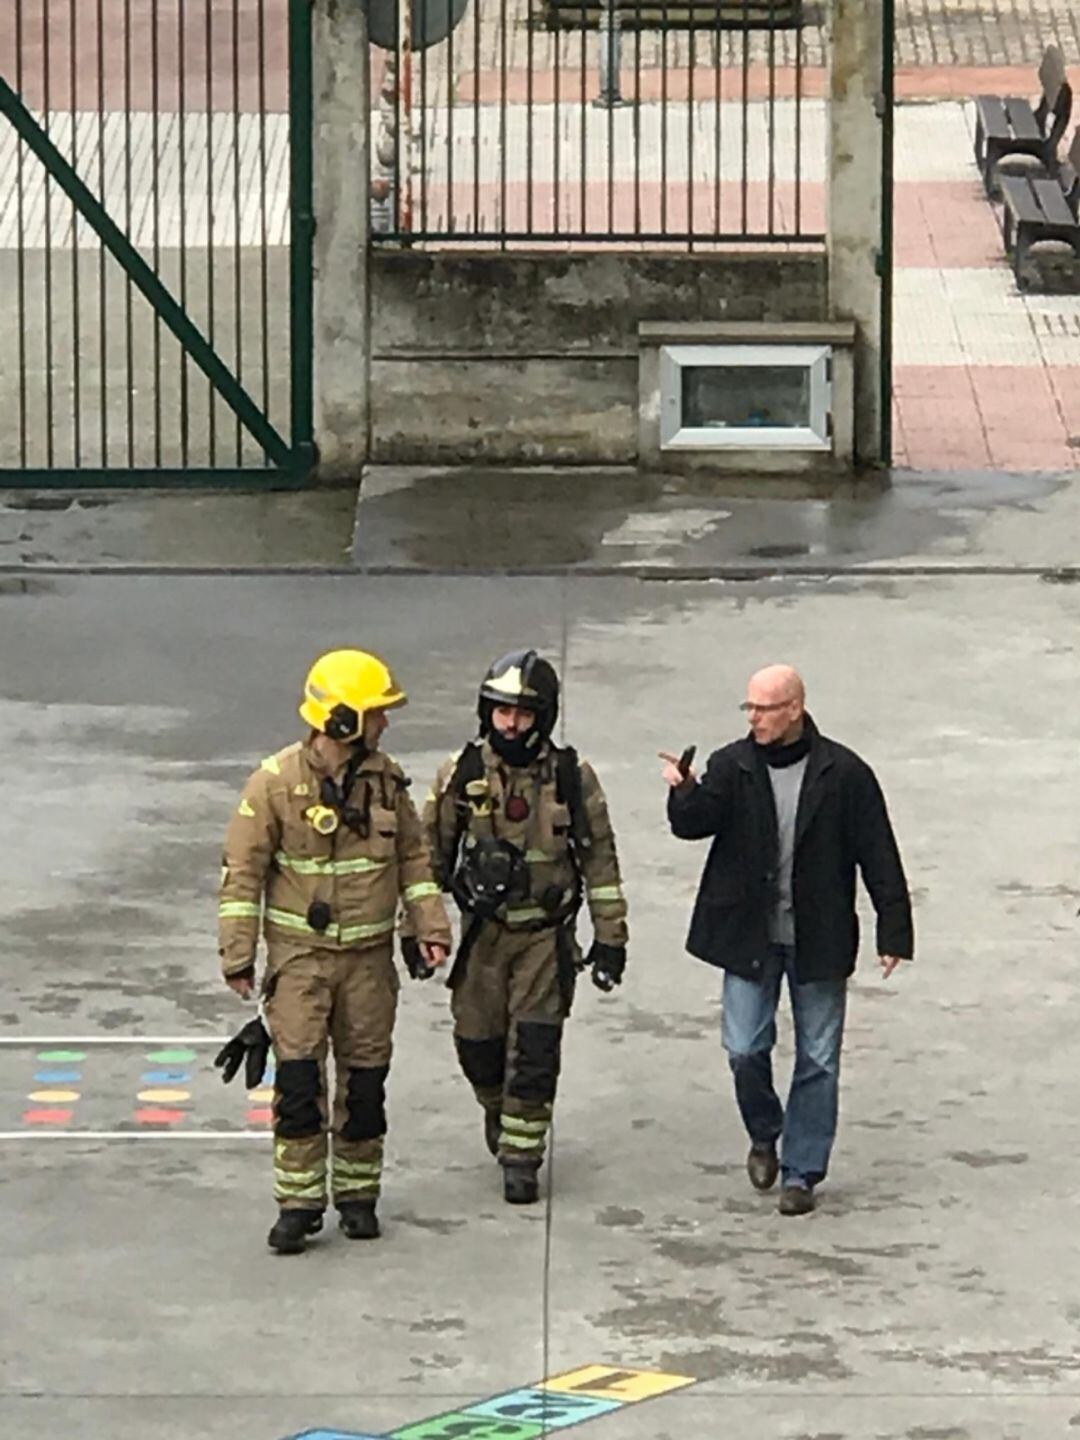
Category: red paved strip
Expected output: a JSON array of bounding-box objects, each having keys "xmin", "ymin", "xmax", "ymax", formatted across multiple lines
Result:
[
  {"xmin": 0, "ymin": 0, "xmax": 289, "ymax": 114},
  {"xmin": 894, "ymin": 366, "xmax": 1080, "ymax": 473},
  {"xmin": 1048, "ymin": 369, "xmax": 1080, "ymax": 449},
  {"xmin": 457, "ymin": 63, "xmax": 1043, "ymax": 106},
  {"xmin": 23, "ymin": 1107, "xmax": 75, "ymax": 1125},
  {"xmin": 406, "ymin": 179, "xmax": 825, "ymax": 238},
  {"xmin": 894, "ymin": 182, "xmax": 1003, "ymax": 269}
]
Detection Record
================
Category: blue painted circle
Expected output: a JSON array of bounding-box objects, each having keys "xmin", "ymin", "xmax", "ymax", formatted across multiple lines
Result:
[
  {"xmin": 33, "ymin": 1068, "xmax": 82, "ymax": 1083},
  {"xmin": 141, "ymin": 1070, "xmax": 192, "ymax": 1085}
]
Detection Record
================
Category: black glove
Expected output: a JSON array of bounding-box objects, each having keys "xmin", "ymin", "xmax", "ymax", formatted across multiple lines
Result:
[
  {"xmin": 214, "ymin": 1016, "xmax": 271, "ymax": 1088},
  {"xmin": 401, "ymin": 936, "xmax": 434, "ymax": 981},
  {"xmin": 589, "ymin": 942, "xmax": 626, "ymax": 993}
]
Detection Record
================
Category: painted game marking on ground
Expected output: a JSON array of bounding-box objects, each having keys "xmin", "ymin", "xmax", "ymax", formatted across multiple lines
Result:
[
  {"xmin": 0, "ymin": 1036, "xmax": 273, "ymax": 1139},
  {"xmin": 284, "ymin": 1364, "xmax": 697, "ymax": 1440}
]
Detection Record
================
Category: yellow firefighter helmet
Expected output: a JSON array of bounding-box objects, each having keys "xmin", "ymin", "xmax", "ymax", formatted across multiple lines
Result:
[{"xmin": 299, "ymin": 649, "xmax": 407, "ymax": 742}]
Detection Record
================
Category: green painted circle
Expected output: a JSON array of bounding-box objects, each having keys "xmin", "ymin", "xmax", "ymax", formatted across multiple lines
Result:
[
  {"xmin": 36, "ymin": 1049, "xmax": 87, "ymax": 1063},
  {"xmin": 147, "ymin": 1048, "xmax": 199, "ymax": 1064}
]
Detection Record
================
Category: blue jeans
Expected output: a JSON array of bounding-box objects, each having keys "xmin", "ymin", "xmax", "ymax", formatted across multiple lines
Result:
[{"xmin": 721, "ymin": 944, "xmax": 847, "ymax": 1189}]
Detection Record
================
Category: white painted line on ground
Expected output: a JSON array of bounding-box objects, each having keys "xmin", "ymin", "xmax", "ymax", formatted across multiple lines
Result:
[
  {"xmin": 0, "ymin": 1130, "xmax": 270, "ymax": 1141},
  {"xmin": 0, "ymin": 1036, "xmax": 232, "ymax": 1045}
]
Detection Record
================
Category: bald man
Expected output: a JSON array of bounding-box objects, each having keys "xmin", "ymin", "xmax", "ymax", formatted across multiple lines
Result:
[{"xmin": 661, "ymin": 666, "xmax": 912, "ymax": 1216}]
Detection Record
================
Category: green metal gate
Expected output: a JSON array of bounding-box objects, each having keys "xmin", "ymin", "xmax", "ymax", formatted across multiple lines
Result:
[{"xmin": 0, "ymin": 0, "xmax": 314, "ymax": 487}]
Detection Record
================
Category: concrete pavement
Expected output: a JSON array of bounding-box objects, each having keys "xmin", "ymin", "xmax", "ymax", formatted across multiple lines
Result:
[{"xmin": 3, "ymin": 531, "xmax": 1080, "ymax": 1438}]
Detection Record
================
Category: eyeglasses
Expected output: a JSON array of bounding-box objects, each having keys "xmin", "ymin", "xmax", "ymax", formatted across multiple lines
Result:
[{"xmin": 739, "ymin": 700, "xmax": 793, "ymax": 714}]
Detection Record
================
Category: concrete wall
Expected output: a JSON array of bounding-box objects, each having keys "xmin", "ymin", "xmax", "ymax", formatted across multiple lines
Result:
[{"xmin": 370, "ymin": 249, "xmax": 828, "ymax": 465}]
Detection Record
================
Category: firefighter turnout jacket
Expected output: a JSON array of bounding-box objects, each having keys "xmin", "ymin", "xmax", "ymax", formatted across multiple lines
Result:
[{"xmin": 219, "ymin": 740, "xmax": 450, "ymax": 977}]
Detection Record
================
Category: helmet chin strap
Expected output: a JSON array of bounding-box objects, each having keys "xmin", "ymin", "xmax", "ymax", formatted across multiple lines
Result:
[{"xmin": 488, "ymin": 724, "xmax": 541, "ymax": 768}]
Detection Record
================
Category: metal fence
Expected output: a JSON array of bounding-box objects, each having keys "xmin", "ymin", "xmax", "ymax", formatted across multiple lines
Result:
[
  {"xmin": 369, "ymin": 0, "xmax": 823, "ymax": 247},
  {"xmin": 0, "ymin": 0, "xmax": 312, "ymax": 485}
]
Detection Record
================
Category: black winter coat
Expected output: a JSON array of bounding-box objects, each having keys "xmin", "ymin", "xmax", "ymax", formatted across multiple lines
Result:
[{"xmin": 668, "ymin": 717, "xmax": 913, "ymax": 982}]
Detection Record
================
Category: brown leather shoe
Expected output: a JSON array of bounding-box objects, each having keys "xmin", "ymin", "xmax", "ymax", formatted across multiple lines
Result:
[
  {"xmin": 778, "ymin": 1185, "xmax": 816, "ymax": 1216},
  {"xmin": 747, "ymin": 1143, "xmax": 779, "ymax": 1192}
]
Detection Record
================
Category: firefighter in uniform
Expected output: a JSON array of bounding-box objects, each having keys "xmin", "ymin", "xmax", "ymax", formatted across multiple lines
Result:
[
  {"xmin": 218, "ymin": 649, "xmax": 451, "ymax": 1254},
  {"xmin": 424, "ymin": 649, "xmax": 628, "ymax": 1205}
]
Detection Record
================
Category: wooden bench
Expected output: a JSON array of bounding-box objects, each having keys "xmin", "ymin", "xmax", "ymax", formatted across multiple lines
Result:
[
  {"xmin": 974, "ymin": 46, "xmax": 1072, "ymax": 197},
  {"xmin": 1001, "ymin": 130, "xmax": 1080, "ymax": 289},
  {"xmin": 541, "ymin": 0, "xmax": 802, "ymax": 30}
]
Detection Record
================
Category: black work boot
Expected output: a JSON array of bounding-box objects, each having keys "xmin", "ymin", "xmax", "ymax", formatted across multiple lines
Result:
[
  {"xmin": 267, "ymin": 1208, "xmax": 323, "ymax": 1254},
  {"xmin": 778, "ymin": 1185, "xmax": 816, "ymax": 1217},
  {"xmin": 484, "ymin": 1109, "xmax": 501, "ymax": 1158},
  {"xmin": 338, "ymin": 1199, "xmax": 381, "ymax": 1240},
  {"xmin": 503, "ymin": 1164, "xmax": 540, "ymax": 1205}
]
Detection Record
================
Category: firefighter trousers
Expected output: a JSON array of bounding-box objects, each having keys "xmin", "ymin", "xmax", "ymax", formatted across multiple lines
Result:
[
  {"xmin": 263, "ymin": 944, "xmax": 399, "ymax": 1211},
  {"xmin": 451, "ymin": 922, "xmax": 569, "ymax": 1169}
]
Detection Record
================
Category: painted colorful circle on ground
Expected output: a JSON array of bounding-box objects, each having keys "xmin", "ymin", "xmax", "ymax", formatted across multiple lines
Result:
[
  {"xmin": 141, "ymin": 1070, "xmax": 191, "ymax": 1085},
  {"xmin": 247, "ymin": 1087, "xmax": 275, "ymax": 1103},
  {"xmin": 27, "ymin": 1089, "xmax": 81, "ymax": 1103},
  {"xmin": 24, "ymin": 1108, "xmax": 74, "ymax": 1125},
  {"xmin": 33, "ymin": 1069, "xmax": 82, "ymax": 1083},
  {"xmin": 136, "ymin": 1088, "xmax": 191, "ymax": 1104},
  {"xmin": 36, "ymin": 1049, "xmax": 87, "ymax": 1063},
  {"xmin": 246, "ymin": 1107, "xmax": 274, "ymax": 1125},
  {"xmin": 146, "ymin": 1048, "xmax": 198, "ymax": 1065},
  {"xmin": 135, "ymin": 1107, "xmax": 188, "ymax": 1124}
]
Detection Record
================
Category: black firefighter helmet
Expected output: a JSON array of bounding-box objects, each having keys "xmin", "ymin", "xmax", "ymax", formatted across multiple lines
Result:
[{"xmin": 478, "ymin": 649, "xmax": 560, "ymax": 751}]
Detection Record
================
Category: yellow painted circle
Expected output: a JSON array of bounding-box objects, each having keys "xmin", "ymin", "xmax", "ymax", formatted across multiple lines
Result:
[
  {"xmin": 137, "ymin": 1088, "xmax": 191, "ymax": 1104},
  {"xmin": 247, "ymin": 1087, "xmax": 275, "ymax": 1103},
  {"xmin": 27, "ymin": 1088, "xmax": 80, "ymax": 1103}
]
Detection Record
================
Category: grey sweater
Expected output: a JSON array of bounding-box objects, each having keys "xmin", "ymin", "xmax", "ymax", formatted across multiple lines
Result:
[{"xmin": 767, "ymin": 756, "xmax": 808, "ymax": 946}]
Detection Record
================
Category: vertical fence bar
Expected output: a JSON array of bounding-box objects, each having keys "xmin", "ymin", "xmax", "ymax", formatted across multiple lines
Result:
[
  {"xmin": 712, "ymin": 5, "xmax": 721, "ymax": 236},
  {"xmin": 419, "ymin": 0, "xmax": 428, "ymax": 232},
  {"xmin": 446, "ymin": 0, "xmax": 455, "ymax": 234},
  {"xmin": 178, "ymin": 0, "xmax": 190, "ymax": 466},
  {"xmin": 15, "ymin": 0, "xmax": 28, "ymax": 466},
  {"xmin": 660, "ymin": 0, "xmax": 668, "ymax": 236},
  {"xmin": 578, "ymin": 0, "xmax": 586, "ymax": 237},
  {"xmin": 233, "ymin": 0, "xmax": 244, "ymax": 462},
  {"xmin": 632, "ymin": 0, "xmax": 640, "ymax": 235},
  {"xmin": 525, "ymin": 0, "xmax": 533, "ymax": 236},
  {"xmin": 472, "ymin": 0, "xmax": 480, "ymax": 231},
  {"xmin": 205, "ymin": 0, "xmax": 217, "ymax": 464},
  {"xmin": 288, "ymin": 0, "xmax": 315, "ymax": 471},
  {"xmin": 605, "ymin": 3, "xmax": 614, "ymax": 236},
  {"xmin": 687, "ymin": 13, "xmax": 696, "ymax": 246},
  {"xmin": 767, "ymin": 0, "xmax": 776, "ymax": 233},
  {"xmin": 96, "ymin": 0, "xmax": 107, "ymax": 463},
  {"xmin": 43, "ymin": 0, "xmax": 55, "ymax": 467},
  {"xmin": 500, "ymin": 0, "xmax": 508, "ymax": 243},
  {"xmin": 124, "ymin": 0, "xmax": 134, "ymax": 464},
  {"xmin": 257, "ymin": 0, "xmax": 270, "ymax": 459},
  {"xmin": 553, "ymin": 5, "xmax": 561, "ymax": 234},
  {"xmin": 151, "ymin": 0, "xmax": 162, "ymax": 466},
  {"xmin": 880, "ymin": 0, "xmax": 895, "ymax": 464},
  {"xmin": 793, "ymin": 0, "xmax": 802, "ymax": 234},
  {"xmin": 69, "ymin": 0, "xmax": 82, "ymax": 465},
  {"xmin": 739, "ymin": 0, "xmax": 749, "ymax": 232}
]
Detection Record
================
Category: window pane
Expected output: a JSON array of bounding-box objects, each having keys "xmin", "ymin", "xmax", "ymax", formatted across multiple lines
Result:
[{"xmin": 682, "ymin": 365, "xmax": 811, "ymax": 429}]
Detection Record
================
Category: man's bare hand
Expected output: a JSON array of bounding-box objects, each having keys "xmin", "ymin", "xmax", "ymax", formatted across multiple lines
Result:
[
  {"xmin": 659, "ymin": 750, "xmax": 696, "ymax": 789},
  {"xmin": 225, "ymin": 973, "xmax": 255, "ymax": 998},
  {"xmin": 420, "ymin": 942, "xmax": 449, "ymax": 969},
  {"xmin": 879, "ymin": 955, "xmax": 906, "ymax": 980}
]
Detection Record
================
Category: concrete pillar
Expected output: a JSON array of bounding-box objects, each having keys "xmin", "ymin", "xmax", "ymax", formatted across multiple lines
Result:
[
  {"xmin": 827, "ymin": 0, "xmax": 884, "ymax": 466},
  {"xmin": 313, "ymin": 0, "xmax": 371, "ymax": 482}
]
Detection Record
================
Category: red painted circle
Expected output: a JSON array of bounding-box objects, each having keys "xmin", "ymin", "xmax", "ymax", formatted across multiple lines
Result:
[
  {"xmin": 24, "ymin": 1108, "xmax": 74, "ymax": 1126},
  {"xmin": 246, "ymin": 1107, "xmax": 274, "ymax": 1126},
  {"xmin": 135, "ymin": 1107, "xmax": 188, "ymax": 1125}
]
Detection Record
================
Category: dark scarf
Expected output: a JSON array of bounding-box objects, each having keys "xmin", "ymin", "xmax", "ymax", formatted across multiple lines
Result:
[
  {"xmin": 757, "ymin": 726, "xmax": 811, "ymax": 769},
  {"xmin": 488, "ymin": 726, "xmax": 543, "ymax": 769}
]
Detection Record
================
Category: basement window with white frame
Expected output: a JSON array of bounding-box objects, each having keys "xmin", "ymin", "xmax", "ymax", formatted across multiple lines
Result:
[{"xmin": 659, "ymin": 344, "xmax": 833, "ymax": 451}]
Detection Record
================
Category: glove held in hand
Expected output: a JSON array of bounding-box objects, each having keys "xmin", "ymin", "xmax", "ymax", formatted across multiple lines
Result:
[
  {"xmin": 401, "ymin": 936, "xmax": 434, "ymax": 981},
  {"xmin": 214, "ymin": 1016, "xmax": 271, "ymax": 1088}
]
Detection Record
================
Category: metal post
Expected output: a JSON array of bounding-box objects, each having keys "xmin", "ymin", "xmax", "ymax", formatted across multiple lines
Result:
[
  {"xmin": 593, "ymin": 0, "xmax": 628, "ymax": 109},
  {"xmin": 288, "ymin": 0, "xmax": 317, "ymax": 476},
  {"xmin": 879, "ymin": 0, "xmax": 895, "ymax": 466}
]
